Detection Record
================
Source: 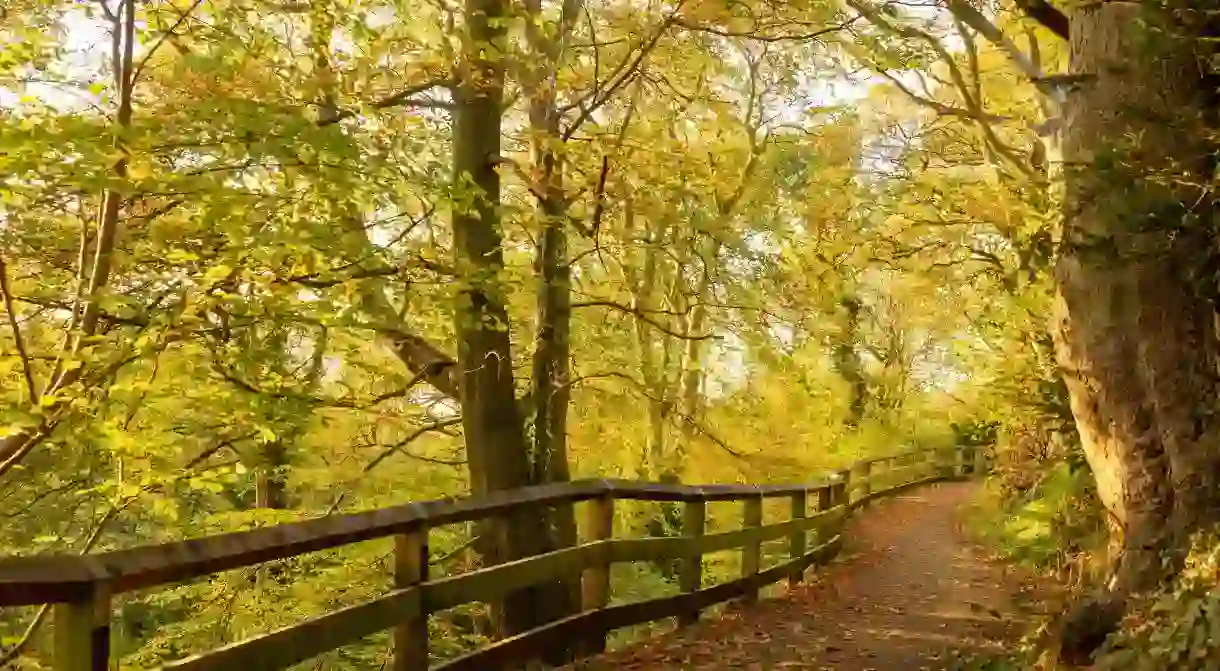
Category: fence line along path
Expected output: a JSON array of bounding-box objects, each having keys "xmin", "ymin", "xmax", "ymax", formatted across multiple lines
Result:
[{"xmin": 0, "ymin": 444, "xmax": 988, "ymax": 671}]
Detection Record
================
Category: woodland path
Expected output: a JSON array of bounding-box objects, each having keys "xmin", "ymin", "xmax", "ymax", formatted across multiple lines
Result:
[{"xmin": 568, "ymin": 481, "xmax": 1037, "ymax": 670}]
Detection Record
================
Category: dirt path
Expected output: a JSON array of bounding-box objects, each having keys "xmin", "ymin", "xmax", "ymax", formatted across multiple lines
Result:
[{"xmin": 571, "ymin": 481, "xmax": 1034, "ymax": 670}]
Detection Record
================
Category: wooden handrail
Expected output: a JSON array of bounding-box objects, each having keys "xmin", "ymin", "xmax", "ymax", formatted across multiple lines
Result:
[{"xmin": 4, "ymin": 444, "xmax": 990, "ymax": 671}]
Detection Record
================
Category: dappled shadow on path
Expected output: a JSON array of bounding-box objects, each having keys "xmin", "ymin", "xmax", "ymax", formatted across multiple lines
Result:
[{"xmin": 567, "ymin": 481, "xmax": 1032, "ymax": 670}]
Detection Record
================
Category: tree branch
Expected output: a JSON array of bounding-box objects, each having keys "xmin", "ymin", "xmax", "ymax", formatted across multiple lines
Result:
[
  {"xmin": 324, "ymin": 417, "xmax": 464, "ymax": 514},
  {"xmin": 561, "ymin": 2, "xmax": 687, "ymax": 139},
  {"xmin": 673, "ymin": 15, "xmax": 860, "ymax": 43},
  {"xmin": 0, "ymin": 256, "xmax": 38, "ymax": 404},
  {"xmin": 1014, "ymin": 0, "xmax": 1069, "ymax": 41},
  {"xmin": 359, "ymin": 417, "xmax": 466, "ymax": 473},
  {"xmin": 130, "ymin": 0, "xmax": 205, "ymax": 86},
  {"xmin": 572, "ymin": 300, "xmax": 718, "ymax": 340},
  {"xmin": 564, "ymin": 371, "xmax": 752, "ymax": 461},
  {"xmin": 318, "ymin": 79, "xmax": 453, "ymax": 126}
]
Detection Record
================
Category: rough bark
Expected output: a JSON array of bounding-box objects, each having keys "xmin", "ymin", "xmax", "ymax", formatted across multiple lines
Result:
[{"xmin": 1052, "ymin": 2, "xmax": 1220, "ymax": 662}]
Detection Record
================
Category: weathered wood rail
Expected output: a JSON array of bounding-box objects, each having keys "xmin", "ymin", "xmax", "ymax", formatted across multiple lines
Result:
[{"xmin": 0, "ymin": 444, "xmax": 987, "ymax": 671}]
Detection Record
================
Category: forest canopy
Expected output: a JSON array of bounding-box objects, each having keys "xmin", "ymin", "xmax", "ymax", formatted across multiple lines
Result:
[{"xmin": 8, "ymin": 0, "xmax": 1217, "ymax": 668}]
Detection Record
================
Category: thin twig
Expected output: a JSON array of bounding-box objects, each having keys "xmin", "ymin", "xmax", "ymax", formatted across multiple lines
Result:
[
  {"xmin": 359, "ymin": 417, "xmax": 466, "ymax": 473},
  {"xmin": 563, "ymin": 370, "xmax": 753, "ymax": 461},
  {"xmin": 324, "ymin": 418, "xmax": 465, "ymax": 515},
  {"xmin": 572, "ymin": 301, "xmax": 718, "ymax": 341},
  {"xmin": 434, "ymin": 535, "xmax": 481, "ymax": 565},
  {"xmin": 130, "ymin": 0, "xmax": 205, "ymax": 86}
]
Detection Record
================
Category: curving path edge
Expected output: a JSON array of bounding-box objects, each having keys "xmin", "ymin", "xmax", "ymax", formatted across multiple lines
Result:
[{"xmin": 568, "ymin": 481, "xmax": 1034, "ymax": 670}]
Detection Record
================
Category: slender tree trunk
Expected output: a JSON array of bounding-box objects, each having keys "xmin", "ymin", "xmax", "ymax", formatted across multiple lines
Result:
[
  {"xmin": 625, "ymin": 198, "xmax": 671, "ymax": 477},
  {"xmin": 522, "ymin": 0, "xmax": 585, "ymax": 645},
  {"xmin": 671, "ymin": 126, "xmax": 763, "ymax": 469},
  {"xmin": 675, "ymin": 238, "xmax": 720, "ymax": 470},
  {"xmin": 0, "ymin": 0, "xmax": 135, "ymax": 471},
  {"xmin": 255, "ymin": 441, "xmax": 289, "ymax": 510},
  {"xmin": 1053, "ymin": 2, "xmax": 1220, "ymax": 661}
]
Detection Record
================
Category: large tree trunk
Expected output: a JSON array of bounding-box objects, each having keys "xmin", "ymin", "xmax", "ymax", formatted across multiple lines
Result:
[
  {"xmin": 1052, "ymin": 2, "xmax": 1220, "ymax": 662},
  {"xmin": 451, "ymin": 0, "xmax": 569, "ymax": 650}
]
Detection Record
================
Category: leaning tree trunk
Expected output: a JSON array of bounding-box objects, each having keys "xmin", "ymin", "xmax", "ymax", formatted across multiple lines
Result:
[{"xmin": 1052, "ymin": 2, "xmax": 1220, "ymax": 662}]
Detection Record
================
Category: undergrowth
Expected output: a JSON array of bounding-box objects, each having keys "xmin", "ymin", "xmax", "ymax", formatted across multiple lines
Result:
[
  {"xmin": 1093, "ymin": 528, "xmax": 1220, "ymax": 670},
  {"xmin": 965, "ymin": 458, "xmax": 1220, "ymax": 671},
  {"xmin": 964, "ymin": 460, "xmax": 1105, "ymax": 579},
  {"xmin": 958, "ymin": 449, "xmax": 1107, "ymax": 671}
]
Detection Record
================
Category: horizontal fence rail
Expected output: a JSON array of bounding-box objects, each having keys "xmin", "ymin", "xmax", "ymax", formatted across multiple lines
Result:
[{"xmin": 0, "ymin": 444, "xmax": 989, "ymax": 671}]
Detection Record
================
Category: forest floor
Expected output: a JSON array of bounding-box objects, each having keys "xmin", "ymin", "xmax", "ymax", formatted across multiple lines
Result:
[{"xmin": 568, "ymin": 481, "xmax": 1048, "ymax": 670}]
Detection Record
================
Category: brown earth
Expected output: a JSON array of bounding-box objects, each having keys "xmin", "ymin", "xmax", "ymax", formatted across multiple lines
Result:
[{"xmin": 568, "ymin": 481, "xmax": 1041, "ymax": 670}]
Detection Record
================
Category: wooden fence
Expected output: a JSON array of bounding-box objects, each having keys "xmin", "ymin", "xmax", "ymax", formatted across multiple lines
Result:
[{"xmin": 0, "ymin": 444, "xmax": 987, "ymax": 671}]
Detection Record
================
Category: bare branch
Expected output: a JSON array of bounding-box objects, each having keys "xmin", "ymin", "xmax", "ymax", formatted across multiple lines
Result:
[
  {"xmin": 564, "ymin": 371, "xmax": 751, "ymax": 461},
  {"xmin": 359, "ymin": 417, "xmax": 466, "ymax": 473},
  {"xmin": 945, "ymin": 0, "xmax": 1058, "ymax": 101},
  {"xmin": 572, "ymin": 301, "xmax": 718, "ymax": 341},
  {"xmin": 282, "ymin": 260, "xmax": 453, "ymax": 288},
  {"xmin": 847, "ymin": 0, "xmax": 1035, "ymax": 179},
  {"xmin": 673, "ymin": 15, "xmax": 859, "ymax": 43},
  {"xmin": 325, "ymin": 418, "xmax": 465, "ymax": 514},
  {"xmin": 183, "ymin": 431, "xmax": 259, "ymax": 470},
  {"xmin": 561, "ymin": 1, "xmax": 688, "ymax": 139},
  {"xmin": 130, "ymin": 0, "xmax": 205, "ymax": 86},
  {"xmin": 319, "ymin": 80, "xmax": 453, "ymax": 126}
]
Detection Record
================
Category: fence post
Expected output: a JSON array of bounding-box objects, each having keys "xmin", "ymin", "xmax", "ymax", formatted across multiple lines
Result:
[
  {"xmin": 834, "ymin": 469, "xmax": 850, "ymax": 510},
  {"xmin": 815, "ymin": 485, "xmax": 832, "ymax": 545},
  {"xmin": 857, "ymin": 460, "xmax": 872, "ymax": 507},
  {"xmin": 393, "ymin": 527, "xmax": 429, "ymax": 671},
  {"xmin": 54, "ymin": 583, "xmax": 109, "ymax": 671},
  {"xmin": 789, "ymin": 490, "xmax": 807, "ymax": 587},
  {"xmin": 581, "ymin": 493, "xmax": 614, "ymax": 655},
  {"xmin": 741, "ymin": 493, "xmax": 763, "ymax": 603},
  {"xmin": 973, "ymin": 444, "xmax": 988, "ymax": 475},
  {"xmin": 678, "ymin": 498, "xmax": 706, "ymax": 626}
]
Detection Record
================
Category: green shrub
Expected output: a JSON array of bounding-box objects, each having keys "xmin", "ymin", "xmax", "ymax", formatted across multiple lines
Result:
[
  {"xmin": 1095, "ymin": 529, "xmax": 1220, "ymax": 670},
  {"xmin": 965, "ymin": 461, "xmax": 1104, "ymax": 574}
]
